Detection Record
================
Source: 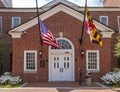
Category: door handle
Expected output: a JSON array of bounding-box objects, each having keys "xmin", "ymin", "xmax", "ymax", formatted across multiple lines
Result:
[
  {"xmin": 60, "ymin": 68, "xmax": 62, "ymax": 72},
  {"xmin": 60, "ymin": 68, "xmax": 64, "ymax": 72}
]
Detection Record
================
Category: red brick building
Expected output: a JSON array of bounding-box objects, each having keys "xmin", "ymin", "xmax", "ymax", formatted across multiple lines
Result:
[
  {"xmin": 1, "ymin": 0, "xmax": 119, "ymax": 82},
  {"xmin": 102, "ymin": 0, "xmax": 120, "ymax": 7},
  {"xmin": 0, "ymin": 0, "xmax": 12, "ymax": 74},
  {"xmin": 0, "ymin": 0, "xmax": 12, "ymax": 7}
]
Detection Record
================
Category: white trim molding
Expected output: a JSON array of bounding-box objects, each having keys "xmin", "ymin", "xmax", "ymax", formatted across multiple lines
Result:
[
  {"xmin": 100, "ymin": 16, "xmax": 108, "ymax": 26},
  {"xmin": 101, "ymin": 31, "xmax": 114, "ymax": 38},
  {"xmin": 12, "ymin": 17, "xmax": 21, "ymax": 28},
  {"xmin": 117, "ymin": 16, "xmax": 120, "ymax": 33},
  {"xmin": 0, "ymin": 17, "xmax": 2, "ymax": 34},
  {"xmin": 1, "ymin": 0, "xmax": 12, "ymax": 7},
  {"xmin": 49, "ymin": 38, "xmax": 75, "ymax": 82},
  {"xmin": 86, "ymin": 50, "xmax": 100, "ymax": 72},
  {"xmin": 24, "ymin": 50, "xmax": 37, "ymax": 73},
  {"xmin": 10, "ymin": 32, "xmax": 23, "ymax": 38},
  {"xmin": 8, "ymin": 4, "xmax": 115, "ymax": 38}
]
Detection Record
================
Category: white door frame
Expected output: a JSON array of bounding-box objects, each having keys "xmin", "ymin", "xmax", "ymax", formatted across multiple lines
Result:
[{"xmin": 48, "ymin": 38, "xmax": 75, "ymax": 82}]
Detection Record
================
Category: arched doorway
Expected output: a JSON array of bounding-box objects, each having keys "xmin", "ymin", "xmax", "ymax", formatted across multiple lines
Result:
[{"xmin": 49, "ymin": 38, "xmax": 74, "ymax": 82}]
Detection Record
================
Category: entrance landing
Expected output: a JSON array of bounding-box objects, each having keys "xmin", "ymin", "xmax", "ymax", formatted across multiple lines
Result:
[{"xmin": 24, "ymin": 82, "xmax": 101, "ymax": 88}]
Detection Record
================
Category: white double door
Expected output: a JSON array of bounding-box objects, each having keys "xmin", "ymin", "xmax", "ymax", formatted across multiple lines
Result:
[{"xmin": 50, "ymin": 53, "xmax": 73, "ymax": 81}]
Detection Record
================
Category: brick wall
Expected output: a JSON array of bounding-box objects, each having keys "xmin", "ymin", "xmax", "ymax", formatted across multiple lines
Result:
[
  {"xmin": 12, "ymin": 11, "xmax": 113, "ymax": 82},
  {"xmin": 0, "ymin": 11, "xmax": 36, "ymax": 75}
]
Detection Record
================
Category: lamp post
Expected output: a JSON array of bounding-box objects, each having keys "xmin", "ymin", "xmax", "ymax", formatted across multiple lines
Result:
[
  {"xmin": 79, "ymin": 68, "xmax": 82, "ymax": 85},
  {"xmin": 79, "ymin": 49, "xmax": 85, "ymax": 85}
]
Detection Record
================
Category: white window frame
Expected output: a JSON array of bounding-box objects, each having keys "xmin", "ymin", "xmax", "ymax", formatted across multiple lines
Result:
[
  {"xmin": 86, "ymin": 50, "xmax": 100, "ymax": 72},
  {"xmin": 100, "ymin": 16, "xmax": 108, "ymax": 25},
  {"xmin": 24, "ymin": 50, "xmax": 37, "ymax": 73},
  {"xmin": 12, "ymin": 17, "xmax": 21, "ymax": 28},
  {"xmin": 117, "ymin": 16, "xmax": 120, "ymax": 33},
  {"xmin": 0, "ymin": 17, "xmax": 2, "ymax": 34}
]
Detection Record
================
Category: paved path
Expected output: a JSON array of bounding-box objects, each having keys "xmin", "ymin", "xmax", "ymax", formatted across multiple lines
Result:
[
  {"xmin": 0, "ymin": 87, "xmax": 118, "ymax": 92},
  {"xmin": 0, "ymin": 82, "xmax": 119, "ymax": 92}
]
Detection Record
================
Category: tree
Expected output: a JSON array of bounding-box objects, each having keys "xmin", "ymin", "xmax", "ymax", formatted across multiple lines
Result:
[
  {"xmin": 0, "ymin": 38, "xmax": 9, "ymax": 70},
  {"xmin": 114, "ymin": 35, "xmax": 120, "ymax": 66},
  {"xmin": 114, "ymin": 35, "xmax": 120, "ymax": 58}
]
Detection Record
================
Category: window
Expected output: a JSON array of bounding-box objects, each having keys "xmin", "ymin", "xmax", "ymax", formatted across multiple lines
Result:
[
  {"xmin": 51, "ymin": 39, "xmax": 72, "ymax": 49},
  {"xmin": 100, "ymin": 16, "xmax": 108, "ymax": 25},
  {"xmin": 24, "ymin": 51, "xmax": 37, "ymax": 72},
  {"xmin": 86, "ymin": 50, "xmax": 99, "ymax": 72},
  {"xmin": 12, "ymin": 17, "xmax": 21, "ymax": 28},
  {"xmin": 0, "ymin": 17, "xmax": 2, "ymax": 34},
  {"xmin": 117, "ymin": 16, "xmax": 120, "ymax": 33},
  {"xmin": 0, "ymin": 55, "xmax": 2, "ymax": 70}
]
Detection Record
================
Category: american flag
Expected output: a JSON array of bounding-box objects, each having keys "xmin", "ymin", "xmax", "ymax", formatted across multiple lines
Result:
[{"xmin": 40, "ymin": 20, "xmax": 60, "ymax": 48}]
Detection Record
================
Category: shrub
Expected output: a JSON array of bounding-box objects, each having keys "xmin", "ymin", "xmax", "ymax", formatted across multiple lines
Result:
[
  {"xmin": 0, "ymin": 75, "xmax": 11, "ymax": 84},
  {"xmin": 101, "ymin": 72, "xmax": 120, "ymax": 85},
  {"xmin": 0, "ymin": 72, "xmax": 22, "ymax": 86},
  {"xmin": 112, "ymin": 67, "xmax": 120, "ymax": 72},
  {"xmin": 9, "ymin": 76, "xmax": 22, "ymax": 85}
]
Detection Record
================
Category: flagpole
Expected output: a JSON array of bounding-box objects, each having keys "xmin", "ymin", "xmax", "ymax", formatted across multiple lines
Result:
[
  {"xmin": 79, "ymin": 0, "xmax": 87, "ymax": 45},
  {"xmin": 36, "ymin": 0, "xmax": 43, "ymax": 45}
]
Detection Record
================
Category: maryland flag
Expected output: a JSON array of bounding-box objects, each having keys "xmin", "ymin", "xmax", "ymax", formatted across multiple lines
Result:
[{"xmin": 85, "ymin": 7, "xmax": 102, "ymax": 46}]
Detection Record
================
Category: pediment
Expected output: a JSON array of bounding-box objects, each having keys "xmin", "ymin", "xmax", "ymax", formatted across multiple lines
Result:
[{"xmin": 8, "ymin": 4, "xmax": 114, "ymax": 38}]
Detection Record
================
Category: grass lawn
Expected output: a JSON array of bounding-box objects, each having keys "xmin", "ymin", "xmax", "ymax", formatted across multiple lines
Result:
[{"xmin": 0, "ymin": 82, "xmax": 24, "ymax": 88}]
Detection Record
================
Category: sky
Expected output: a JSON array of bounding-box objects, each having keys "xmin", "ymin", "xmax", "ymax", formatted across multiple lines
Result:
[{"xmin": 12, "ymin": 0, "xmax": 103, "ymax": 8}]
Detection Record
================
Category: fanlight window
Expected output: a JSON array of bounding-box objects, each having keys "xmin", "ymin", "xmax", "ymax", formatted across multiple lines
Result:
[{"xmin": 51, "ymin": 39, "xmax": 72, "ymax": 49}]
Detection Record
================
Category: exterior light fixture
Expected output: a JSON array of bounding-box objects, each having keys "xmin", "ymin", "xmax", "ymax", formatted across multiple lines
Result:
[
  {"xmin": 39, "ymin": 49, "xmax": 42, "ymax": 58},
  {"xmin": 80, "ymin": 49, "xmax": 85, "ymax": 57}
]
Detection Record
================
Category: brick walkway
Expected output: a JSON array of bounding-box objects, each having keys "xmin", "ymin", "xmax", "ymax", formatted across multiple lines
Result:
[
  {"xmin": 24, "ymin": 82, "xmax": 100, "ymax": 87},
  {"xmin": 0, "ymin": 82, "xmax": 119, "ymax": 92}
]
